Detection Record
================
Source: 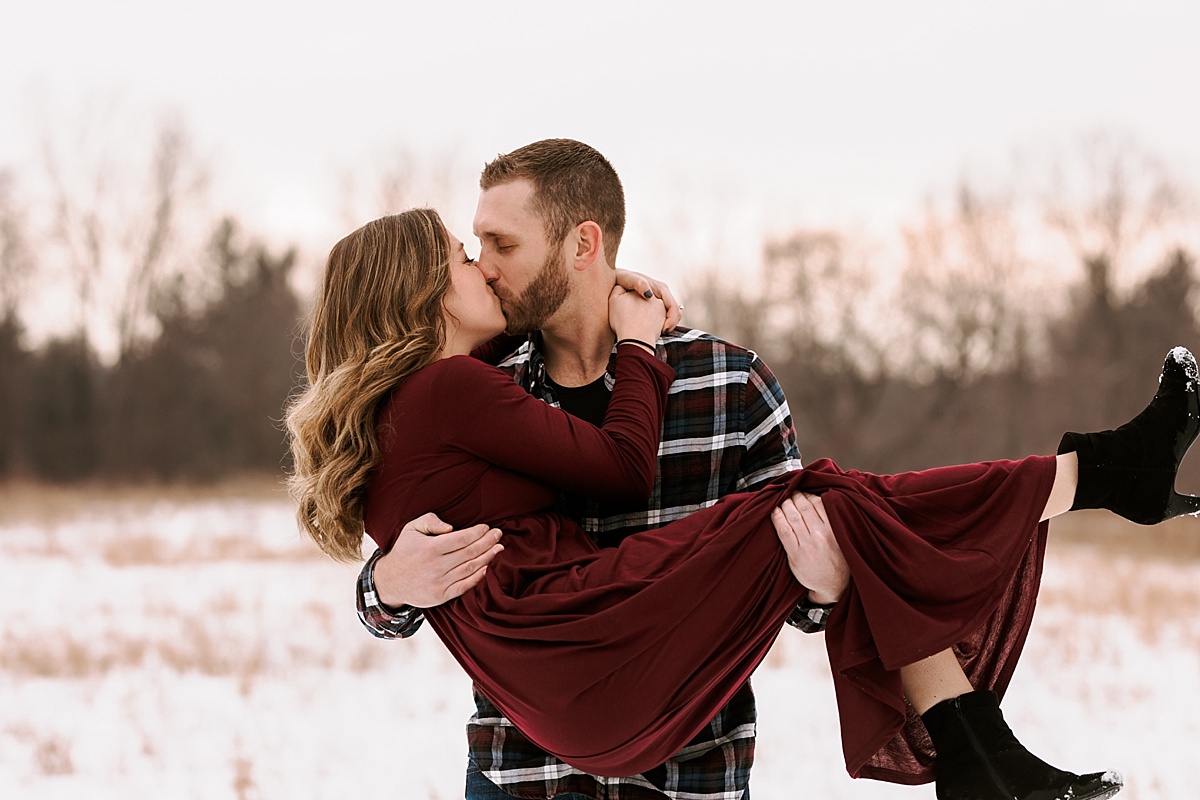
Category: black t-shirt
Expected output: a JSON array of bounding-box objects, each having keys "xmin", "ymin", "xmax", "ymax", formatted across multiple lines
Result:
[
  {"xmin": 546, "ymin": 372, "xmax": 618, "ymax": 518},
  {"xmin": 546, "ymin": 373, "xmax": 611, "ymax": 427}
]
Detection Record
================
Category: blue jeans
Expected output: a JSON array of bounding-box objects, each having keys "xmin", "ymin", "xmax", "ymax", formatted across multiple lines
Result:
[{"xmin": 465, "ymin": 758, "xmax": 749, "ymax": 800}]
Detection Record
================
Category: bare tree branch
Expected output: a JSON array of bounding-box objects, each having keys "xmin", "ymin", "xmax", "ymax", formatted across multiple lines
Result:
[
  {"xmin": 1044, "ymin": 131, "xmax": 1189, "ymax": 277},
  {"xmin": 116, "ymin": 117, "xmax": 209, "ymax": 354},
  {"xmin": 37, "ymin": 102, "xmax": 209, "ymax": 358},
  {"xmin": 0, "ymin": 170, "xmax": 36, "ymax": 322}
]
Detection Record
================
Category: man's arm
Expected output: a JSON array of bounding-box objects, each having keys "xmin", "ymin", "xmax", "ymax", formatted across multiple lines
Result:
[
  {"xmin": 355, "ymin": 514, "xmax": 504, "ymax": 639},
  {"xmin": 735, "ymin": 355, "xmax": 804, "ymax": 491},
  {"xmin": 736, "ymin": 353, "xmax": 846, "ymax": 632},
  {"xmin": 357, "ymin": 550, "xmax": 425, "ymax": 639}
]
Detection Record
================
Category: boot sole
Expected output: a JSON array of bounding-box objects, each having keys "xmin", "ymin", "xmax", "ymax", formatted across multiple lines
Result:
[
  {"xmin": 1068, "ymin": 776, "xmax": 1123, "ymax": 800},
  {"xmin": 1167, "ymin": 347, "xmax": 1200, "ymax": 519},
  {"xmin": 1167, "ymin": 347, "xmax": 1200, "ymax": 464}
]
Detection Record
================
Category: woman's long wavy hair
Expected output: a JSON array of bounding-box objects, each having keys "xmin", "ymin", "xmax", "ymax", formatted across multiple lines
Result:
[{"xmin": 286, "ymin": 208, "xmax": 452, "ymax": 562}]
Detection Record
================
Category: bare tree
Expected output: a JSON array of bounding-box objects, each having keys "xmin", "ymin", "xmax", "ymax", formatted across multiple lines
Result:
[
  {"xmin": 763, "ymin": 231, "xmax": 887, "ymax": 366},
  {"xmin": 684, "ymin": 226, "xmax": 896, "ymax": 466},
  {"xmin": 1039, "ymin": 133, "xmax": 1198, "ymax": 427},
  {"xmin": 40, "ymin": 113, "xmax": 111, "ymax": 348},
  {"xmin": 115, "ymin": 118, "xmax": 208, "ymax": 355},
  {"xmin": 104, "ymin": 217, "xmax": 302, "ymax": 479},
  {"xmin": 880, "ymin": 182, "xmax": 1048, "ymax": 461},
  {"xmin": 899, "ymin": 183, "xmax": 1035, "ymax": 383},
  {"xmin": 1043, "ymin": 130, "xmax": 1192, "ymax": 292},
  {"xmin": 0, "ymin": 169, "xmax": 35, "ymax": 324},
  {"xmin": 674, "ymin": 134, "xmax": 1199, "ymax": 473},
  {"xmin": 38, "ymin": 104, "xmax": 208, "ymax": 359},
  {"xmin": 0, "ymin": 170, "xmax": 35, "ymax": 474},
  {"xmin": 337, "ymin": 145, "xmax": 474, "ymax": 233}
]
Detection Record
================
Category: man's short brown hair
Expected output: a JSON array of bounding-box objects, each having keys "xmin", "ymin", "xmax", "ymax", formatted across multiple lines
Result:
[{"xmin": 480, "ymin": 139, "xmax": 625, "ymax": 264}]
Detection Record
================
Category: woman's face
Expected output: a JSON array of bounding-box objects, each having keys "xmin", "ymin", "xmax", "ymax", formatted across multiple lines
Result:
[{"xmin": 442, "ymin": 233, "xmax": 507, "ymax": 347}]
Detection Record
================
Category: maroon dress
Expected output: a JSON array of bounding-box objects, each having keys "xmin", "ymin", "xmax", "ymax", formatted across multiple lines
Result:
[{"xmin": 364, "ymin": 348, "xmax": 1054, "ymax": 783}]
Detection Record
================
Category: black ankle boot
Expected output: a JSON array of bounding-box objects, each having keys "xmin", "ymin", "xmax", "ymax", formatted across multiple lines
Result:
[
  {"xmin": 921, "ymin": 690, "xmax": 1122, "ymax": 800},
  {"xmin": 1058, "ymin": 346, "xmax": 1200, "ymax": 525}
]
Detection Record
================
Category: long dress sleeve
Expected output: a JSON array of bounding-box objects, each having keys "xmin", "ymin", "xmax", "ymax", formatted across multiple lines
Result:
[
  {"xmin": 469, "ymin": 333, "xmax": 527, "ymax": 366},
  {"xmin": 429, "ymin": 347, "xmax": 675, "ymax": 504}
]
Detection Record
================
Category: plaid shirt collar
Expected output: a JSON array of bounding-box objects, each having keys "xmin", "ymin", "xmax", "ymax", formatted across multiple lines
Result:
[{"xmin": 509, "ymin": 331, "xmax": 624, "ymax": 403}]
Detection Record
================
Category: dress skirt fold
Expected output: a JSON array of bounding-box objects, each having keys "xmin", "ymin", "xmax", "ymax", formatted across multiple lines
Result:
[{"xmin": 422, "ymin": 455, "xmax": 1056, "ymax": 782}]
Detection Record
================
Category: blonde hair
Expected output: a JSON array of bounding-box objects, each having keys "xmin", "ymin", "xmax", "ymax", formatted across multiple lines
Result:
[{"xmin": 286, "ymin": 209, "xmax": 451, "ymax": 562}]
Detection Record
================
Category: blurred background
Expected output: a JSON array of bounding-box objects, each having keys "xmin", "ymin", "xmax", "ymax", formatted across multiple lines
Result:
[{"xmin": 1, "ymin": 2, "xmax": 1198, "ymax": 798}]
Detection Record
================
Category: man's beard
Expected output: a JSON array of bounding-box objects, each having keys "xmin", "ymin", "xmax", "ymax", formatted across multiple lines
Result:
[{"xmin": 500, "ymin": 248, "xmax": 570, "ymax": 335}]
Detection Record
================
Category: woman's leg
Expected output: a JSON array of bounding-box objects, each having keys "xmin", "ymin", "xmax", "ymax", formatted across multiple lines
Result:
[
  {"xmin": 1040, "ymin": 452, "xmax": 1079, "ymax": 522},
  {"xmin": 903, "ymin": 648, "xmax": 1122, "ymax": 800},
  {"xmin": 891, "ymin": 449, "xmax": 1123, "ymax": 799},
  {"xmin": 900, "ymin": 649, "xmax": 972, "ymax": 715}
]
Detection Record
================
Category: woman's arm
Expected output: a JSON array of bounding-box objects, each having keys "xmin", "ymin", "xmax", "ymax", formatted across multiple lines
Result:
[
  {"xmin": 469, "ymin": 333, "xmax": 527, "ymax": 366},
  {"xmin": 430, "ymin": 347, "xmax": 674, "ymax": 503}
]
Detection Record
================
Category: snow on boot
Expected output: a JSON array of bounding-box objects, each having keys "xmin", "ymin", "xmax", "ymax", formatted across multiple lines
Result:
[
  {"xmin": 921, "ymin": 690, "xmax": 1123, "ymax": 800},
  {"xmin": 1058, "ymin": 346, "xmax": 1200, "ymax": 525}
]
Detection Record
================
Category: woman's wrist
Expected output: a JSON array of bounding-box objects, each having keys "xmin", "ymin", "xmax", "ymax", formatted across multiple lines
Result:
[{"xmin": 616, "ymin": 337, "xmax": 657, "ymax": 354}]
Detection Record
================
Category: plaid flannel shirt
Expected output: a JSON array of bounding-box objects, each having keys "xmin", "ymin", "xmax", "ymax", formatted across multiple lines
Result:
[{"xmin": 356, "ymin": 327, "xmax": 835, "ymax": 800}]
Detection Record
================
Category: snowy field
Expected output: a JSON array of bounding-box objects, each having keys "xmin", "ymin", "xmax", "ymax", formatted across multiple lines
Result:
[{"xmin": 1, "ymin": 485, "xmax": 1197, "ymax": 800}]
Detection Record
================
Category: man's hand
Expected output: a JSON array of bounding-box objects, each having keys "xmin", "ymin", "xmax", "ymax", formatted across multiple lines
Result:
[
  {"xmin": 373, "ymin": 513, "xmax": 504, "ymax": 608},
  {"xmin": 614, "ymin": 269, "xmax": 683, "ymax": 332},
  {"xmin": 771, "ymin": 492, "xmax": 850, "ymax": 605}
]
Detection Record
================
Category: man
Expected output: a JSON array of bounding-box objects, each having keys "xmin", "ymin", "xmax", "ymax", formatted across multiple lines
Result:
[{"xmin": 356, "ymin": 139, "xmax": 849, "ymax": 800}]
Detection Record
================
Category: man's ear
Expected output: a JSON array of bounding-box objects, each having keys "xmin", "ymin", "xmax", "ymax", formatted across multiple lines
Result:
[{"xmin": 571, "ymin": 221, "xmax": 603, "ymax": 272}]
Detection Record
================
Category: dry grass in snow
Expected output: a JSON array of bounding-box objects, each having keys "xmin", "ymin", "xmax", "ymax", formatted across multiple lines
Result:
[{"xmin": 0, "ymin": 486, "xmax": 1197, "ymax": 799}]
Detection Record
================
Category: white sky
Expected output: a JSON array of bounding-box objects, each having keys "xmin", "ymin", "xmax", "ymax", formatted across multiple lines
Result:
[{"xmin": 3, "ymin": 0, "xmax": 1200, "ymax": 304}]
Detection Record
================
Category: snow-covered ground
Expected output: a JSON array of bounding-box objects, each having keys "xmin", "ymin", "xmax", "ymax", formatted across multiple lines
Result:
[{"xmin": 1, "ymin": 495, "xmax": 1197, "ymax": 799}]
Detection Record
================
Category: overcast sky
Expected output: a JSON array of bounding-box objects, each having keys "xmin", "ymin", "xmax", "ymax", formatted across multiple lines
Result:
[{"xmin": 4, "ymin": 0, "xmax": 1199, "ymax": 293}]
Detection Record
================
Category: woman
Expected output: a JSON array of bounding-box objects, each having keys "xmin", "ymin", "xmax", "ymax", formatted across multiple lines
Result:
[{"xmin": 287, "ymin": 209, "xmax": 1193, "ymax": 800}]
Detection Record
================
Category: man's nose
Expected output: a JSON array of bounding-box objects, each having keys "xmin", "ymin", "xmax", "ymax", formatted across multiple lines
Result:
[{"xmin": 474, "ymin": 256, "xmax": 499, "ymax": 282}]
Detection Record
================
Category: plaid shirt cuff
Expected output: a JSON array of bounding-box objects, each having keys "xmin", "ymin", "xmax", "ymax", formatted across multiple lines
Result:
[
  {"xmin": 786, "ymin": 595, "xmax": 836, "ymax": 633},
  {"xmin": 356, "ymin": 549, "xmax": 425, "ymax": 639}
]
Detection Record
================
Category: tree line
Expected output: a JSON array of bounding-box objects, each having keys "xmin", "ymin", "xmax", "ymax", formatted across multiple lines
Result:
[
  {"xmin": 1, "ymin": 125, "xmax": 1197, "ymax": 484},
  {"xmin": 690, "ymin": 153, "xmax": 1200, "ymax": 487},
  {"xmin": 0, "ymin": 216, "xmax": 302, "ymax": 482}
]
